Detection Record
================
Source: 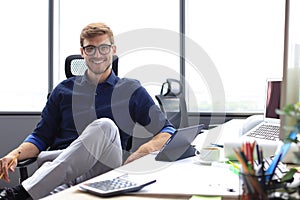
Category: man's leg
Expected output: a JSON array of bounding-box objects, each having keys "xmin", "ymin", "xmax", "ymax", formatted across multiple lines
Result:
[
  {"xmin": 36, "ymin": 150, "xmax": 64, "ymax": 167},
  {"xmin": 22, "ymin": 118, "xmax": 123, "ymax": 200}
]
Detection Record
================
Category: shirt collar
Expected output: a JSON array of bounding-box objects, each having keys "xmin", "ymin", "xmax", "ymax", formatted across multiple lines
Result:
[
  {"xmin": 105, "ymin": 70, "xmax": 118, "ymax": 86},
  {"xmin": 81, "ymin": 69, "xmax": 118, "ymax": 86}
]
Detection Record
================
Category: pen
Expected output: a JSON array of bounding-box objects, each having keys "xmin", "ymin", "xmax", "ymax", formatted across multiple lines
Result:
[
  {"xmin": 225, "ymin": 160, "xmax": 240, "ymax": 175},
  {"xmin": 210, "ymin": 143, "xmax": 224, "ymax": 148},
  {"xmin": 0, "ymin": 151, "xmax": 21, "ymax": 180},
  {"xmin": 266, "ymin": 153, "xmax": 282, "ymax": 183},
  {"xmin": 226, "ymin": 160, "xmax": 240, "ymax": 170},
  {"xmin": 256, "ymin": 144, "xmax": 261, "ymax": 164},
  {"xmin": 255, "ymin": 147, "xmax": 266, "ymax": 188}
]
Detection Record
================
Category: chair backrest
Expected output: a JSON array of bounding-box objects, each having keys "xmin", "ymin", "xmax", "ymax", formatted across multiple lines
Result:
[
  {"xmin": 65, "ymin": 54, "xmax": 118, "ymax": 78},
  {"xmin": 155, "ymin": 79, "xmax": 188, "ymax": 129}
]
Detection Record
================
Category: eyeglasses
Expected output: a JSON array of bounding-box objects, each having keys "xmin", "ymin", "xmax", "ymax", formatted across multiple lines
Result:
[{"xmin": 82, "ymin": 44, "xmax": 114, "ymax": 56}]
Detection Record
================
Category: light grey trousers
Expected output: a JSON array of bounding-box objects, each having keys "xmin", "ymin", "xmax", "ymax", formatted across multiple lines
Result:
[{"xmin": 22, "ymin": 118, "xmax": 123, "ymax": 200}]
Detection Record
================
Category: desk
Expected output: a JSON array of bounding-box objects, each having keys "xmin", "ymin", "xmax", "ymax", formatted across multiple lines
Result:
[{"xmin": 42, "ymin": 120, "xmax": 245, "ymax": 200}]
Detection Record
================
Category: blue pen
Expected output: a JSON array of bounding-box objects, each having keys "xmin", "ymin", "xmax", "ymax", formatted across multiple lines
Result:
[
  {"xmin": 266, "ymin": 153, "xmax": 282, "ymax": 183},
  {"xmin": 265, "ymin": 131, "xmax": 297, "ymax": 182}
]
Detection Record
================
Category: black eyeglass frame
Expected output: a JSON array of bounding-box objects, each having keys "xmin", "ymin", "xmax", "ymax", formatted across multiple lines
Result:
[{"xmin": 82, "ymin": 44, "xmax": 114, "ymax": 56}]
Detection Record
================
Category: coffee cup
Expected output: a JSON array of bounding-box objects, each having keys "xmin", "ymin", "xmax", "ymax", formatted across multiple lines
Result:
[{"xmin": 195, "ymin": 147, "xmax": 220, "ymax": 162}]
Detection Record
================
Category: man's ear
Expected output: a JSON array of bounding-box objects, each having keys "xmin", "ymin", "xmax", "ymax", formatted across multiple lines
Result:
[
  {"xmin": 112, "ymin": 45, "xmax": 117, "ymax": 54},
  {"xmin": 80, "ymin": 48, "xmax": 84, "ymax": 57}
]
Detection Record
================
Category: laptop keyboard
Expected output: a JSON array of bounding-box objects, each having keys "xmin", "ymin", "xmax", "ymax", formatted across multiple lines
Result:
[{"xmin": 247, "ymin": 124, "xmax": 280, "ymax": 141}]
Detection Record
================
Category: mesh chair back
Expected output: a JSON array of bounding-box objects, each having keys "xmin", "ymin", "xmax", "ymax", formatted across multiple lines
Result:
[
  {"xmin": 155, "ymin": 79, "xmax": 188, "ymax": 129},
  {"xmin": 65, "ymin": 54, "xmax": 118, "ymax": 78}
]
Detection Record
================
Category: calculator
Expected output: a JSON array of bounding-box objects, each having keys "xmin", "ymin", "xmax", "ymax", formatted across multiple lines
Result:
[{"xmin": 79, "ymin": 175, "xmax": 156, "ymax": 197}]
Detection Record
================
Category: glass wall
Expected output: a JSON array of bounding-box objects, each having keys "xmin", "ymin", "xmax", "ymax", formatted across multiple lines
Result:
[
  {"xmin": 0, "ymin": 0, "xmax": 48, "ymax": 112},
  {"xmin": 185, "ymin": 0, "xmax": 285, "ymax": 113},
  {"xmin": 0, "ymin": 0, "xmax": 295, "ymax": 115},
  {"xmin": 56, "ymin": 0, "xmax": 180, "ymax": 101}
]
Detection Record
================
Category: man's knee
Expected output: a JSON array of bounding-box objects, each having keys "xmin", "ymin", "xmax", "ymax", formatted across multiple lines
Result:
[
  {"xmin": 82, "ymin": 118, "xmax": 119, "ymax": 143},
  {"xmin": 90, "ymin": 118, "xmax": 118, "ymax": 131},
  {"xmin": 80, "ymin": 118, "xmax": 122, "ymax": 166}
]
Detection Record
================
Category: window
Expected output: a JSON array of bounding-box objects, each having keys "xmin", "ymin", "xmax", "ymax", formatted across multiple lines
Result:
[
  {"xmin": 56, "ymin": 0, "xmax": 179, "ymax": 101},
  {"xmin": 0, "ymin": 0, "xmax": 291, "ymax": 114},
  {"xmin": 185, "ymin": 0, "xmax": 285, "ymax": 113},
  {"xmin": 0, "ymin": 0, "xmax": 48, "ymax": 112}
]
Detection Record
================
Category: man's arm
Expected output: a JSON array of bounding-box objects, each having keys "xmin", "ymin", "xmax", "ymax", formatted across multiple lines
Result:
[
  {"xmin": 124, "ymin": 132, "xmax": 171, "ymax": 164},
  {"xmin": 0, "ymin": 142, "xmax": 39, "ymax": 182}
]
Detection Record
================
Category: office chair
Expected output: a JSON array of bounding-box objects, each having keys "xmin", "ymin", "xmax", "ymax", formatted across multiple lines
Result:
[
  {"xmin": 16, "ymin": 54, "xmax": 119, "ymax": 183},
  {"xmin": 16, "ymin": 157, "xmax": 38, "ymax": 183},
  {"xmin": 65, "ymin": 54, "xmax": 118, "ymax": 78},
  {"xmin": 155, "ymin": 79, "xmax": 189, "ymax": 129}
]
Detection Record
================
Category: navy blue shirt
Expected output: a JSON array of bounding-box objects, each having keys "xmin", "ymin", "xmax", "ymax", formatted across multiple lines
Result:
[{"xmin": 24, "ymin": 71, "xmax": 175, "ymax": 151}]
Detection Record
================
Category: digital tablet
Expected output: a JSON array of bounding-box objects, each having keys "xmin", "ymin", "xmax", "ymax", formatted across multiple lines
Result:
[{"xmin": 155, "ymin": 124, "xmax": 204, "ymax": 162}]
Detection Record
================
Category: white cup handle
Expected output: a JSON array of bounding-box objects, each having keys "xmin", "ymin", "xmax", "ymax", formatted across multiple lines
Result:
[{"xmin": 195, "ymin": 149, "xmax": 200, "ymax": 156}]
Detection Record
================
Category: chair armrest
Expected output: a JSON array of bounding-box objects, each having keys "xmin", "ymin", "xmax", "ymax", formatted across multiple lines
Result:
[
  {"xmin": 16, "ymin": 157, "xmax": 38, "ymax": 183},
  {"xmin": 17, "ymin": 157, "xmax": 37, "ymax": 167}
]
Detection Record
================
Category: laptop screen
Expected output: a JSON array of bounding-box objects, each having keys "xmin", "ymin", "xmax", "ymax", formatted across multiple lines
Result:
[{"xmin": 265, "ymin": 79, "xmax": 281, "ymax": 120}]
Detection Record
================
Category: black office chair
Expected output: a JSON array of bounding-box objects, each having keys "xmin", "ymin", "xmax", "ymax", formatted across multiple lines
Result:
[
  {"xmin": 16, "ymin": 157, "xmax": 38, "ymax": 183},
  {"xmin": 16, "ymin": 54, "xmax": 119, "ymax": 183},
  {"xmin": 65, "ymin": 54, "xmax": 118, "ymax": 78},
  {"xmin": 155, "ymin": 79, "xmax": 189, "ymax": 129}
]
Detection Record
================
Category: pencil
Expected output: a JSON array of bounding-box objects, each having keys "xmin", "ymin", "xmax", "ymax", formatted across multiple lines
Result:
[
  {"xmin": 234, "ymin": 148, "xmax": 267, "ymax": 198},
  {"xmin": 233, "ymin": 148, "xmax": 249, "ymax": 174},
  {"xmin": 0, "ymin": 151, "xmax": 21, "ymax": 180},
  {"xmin": 226, "ymin": 160, "xmax": 240, "ymax": 170}
]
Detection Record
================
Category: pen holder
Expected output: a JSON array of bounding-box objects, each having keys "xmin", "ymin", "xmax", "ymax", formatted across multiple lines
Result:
[{"xmin": 239, "ymin": 172, "xmax": 285, "ymax": 200}]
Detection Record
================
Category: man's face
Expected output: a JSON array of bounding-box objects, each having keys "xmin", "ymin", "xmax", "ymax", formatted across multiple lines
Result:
[{"xmin": 80, "ymin": 34, "xmax": 116, "ymax": 76}]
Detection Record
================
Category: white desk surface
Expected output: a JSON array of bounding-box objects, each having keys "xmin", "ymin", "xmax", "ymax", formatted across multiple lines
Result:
[
  {"xmin": 42, "ymin": 119, "xmax": 246, "ymax": 200},
  {"xmin": 192, "ymin": 119, "xmax": 244, "ymax": 149}
]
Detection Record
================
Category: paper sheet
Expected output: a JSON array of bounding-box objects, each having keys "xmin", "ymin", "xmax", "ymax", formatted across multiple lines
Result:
[{"xmin": 106, "ymin": 154, "xmax": 240, "ymax": 197}]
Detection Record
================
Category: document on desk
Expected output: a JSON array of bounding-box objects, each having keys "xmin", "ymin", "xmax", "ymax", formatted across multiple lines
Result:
[
  {"xmin": 112, "ymin": 154, "xmax": 240, "ymax": 197},
  {"xmin": 192, "ymin": 119, "xmax": 244, "ymax": 150}
]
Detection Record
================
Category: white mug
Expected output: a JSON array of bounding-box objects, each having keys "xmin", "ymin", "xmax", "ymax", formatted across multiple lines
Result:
[{"xmin": 195, "ymin": 147, "xmax": 220, "ymax": 162}]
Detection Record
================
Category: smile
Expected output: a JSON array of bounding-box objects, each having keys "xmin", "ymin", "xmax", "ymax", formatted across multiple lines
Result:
[{"xmin": 92, "ymin": 59, "xmax": 105, "ymax": 64}]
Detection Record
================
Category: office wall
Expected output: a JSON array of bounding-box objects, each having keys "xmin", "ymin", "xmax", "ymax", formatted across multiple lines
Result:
[{"xmin": 0, "ymin": 115, "xmax": 40, "ymax": 187}]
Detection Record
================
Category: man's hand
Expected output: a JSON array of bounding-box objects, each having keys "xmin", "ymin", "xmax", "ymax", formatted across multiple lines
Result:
[
  {"xmin": 0, "ymin": 142, "xmax": 39, "ymax": 182},
  {"xmin": 124, "ymin": 132, "xmax": 171, "ymax": 164},
  {"xmin": 0, "ymin": 151, "xmax": 20, "ymax": 182}
]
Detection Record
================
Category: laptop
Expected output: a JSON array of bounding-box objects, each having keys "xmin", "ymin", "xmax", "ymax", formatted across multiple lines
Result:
[
  {"xmin": 242, "ymin": 79, "xmax": 282, "ymax": 142},
  {"xmin": 224, "ymin": 79, "xmax": 283, "ymax": 161},
  {"xmin": 155, "ymin": 124, "xmax": 204, "ymax": 162}
]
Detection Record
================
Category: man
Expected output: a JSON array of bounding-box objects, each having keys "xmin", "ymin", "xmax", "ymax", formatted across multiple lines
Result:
[{"xmin": 0, "ymin": 22, "xmax": 175, "ymax": 200}]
